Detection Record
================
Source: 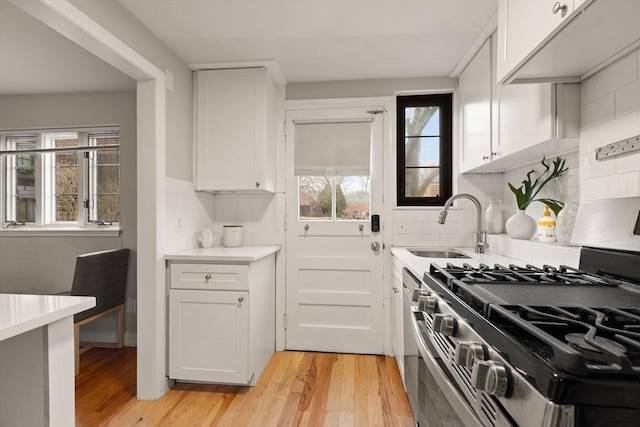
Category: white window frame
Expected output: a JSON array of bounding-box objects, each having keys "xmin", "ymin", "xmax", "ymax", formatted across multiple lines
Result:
[{"xmin": 0, "ymin": 127, "xmax": 120, "ymax": 233}]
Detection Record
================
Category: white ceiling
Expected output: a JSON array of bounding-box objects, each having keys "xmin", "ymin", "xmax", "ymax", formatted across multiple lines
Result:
[
  {"xmin": 119, "ymin": 0, "xmax": 498, "ymax": 83},
  {"xmin": 0, "ymin": 0, "xmax": 498, "ymax": 95},
  {"xmin": 0, "ymin": 0, "xmax": 136, "ymax": 96}
]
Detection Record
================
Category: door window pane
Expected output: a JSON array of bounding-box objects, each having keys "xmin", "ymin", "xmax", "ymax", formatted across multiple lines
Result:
[
  {"xmin": 299, "ymin": 176, "xmax": 331, "ymax": 220},
  {"xmin": 337, "ymin": 176, "xmax": 370, "ymax": 221}
]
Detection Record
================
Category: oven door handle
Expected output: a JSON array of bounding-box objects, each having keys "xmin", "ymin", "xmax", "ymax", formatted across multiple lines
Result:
[{"xmin": 410, "ymin": 306, "xmax": 483, "ymax": 427}]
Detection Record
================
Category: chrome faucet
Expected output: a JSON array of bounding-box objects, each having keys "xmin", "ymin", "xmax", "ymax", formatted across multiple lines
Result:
[
  {"xmin": 438, "ymin": 193, "xmax": 488, "ymax": 254},
  {"xmin": 2, "ymin": 220, "xmax": 25, "ymax": 229}
]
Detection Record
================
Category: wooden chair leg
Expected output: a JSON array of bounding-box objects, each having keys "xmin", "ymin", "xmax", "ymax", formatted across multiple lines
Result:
[{"xmin": 116, "ymin": 304, "xmax": 124, "ymax": 348}]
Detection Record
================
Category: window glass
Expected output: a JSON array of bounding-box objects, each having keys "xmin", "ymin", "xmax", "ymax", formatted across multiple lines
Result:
[
  {"xmin": 1, "ymin": 128, "xmax": 120, "ymax": 229},
  {"xmin": 91, "ymin": 134, "xmax": 120, "ymax": 222},
  {"xmin": 9, "ymin": 139, "xmax": 37, "ymax": 223},
  {"xmin": 299, "ymin": 176, "xmax": 331, "ymax": 220},
  {"xmin": 53, "ymin": 136, "xmax": 79, "ymax": 222},
  {"xmin": 337, "ymin": 176, "xmax": 370, "ymax": 221}
]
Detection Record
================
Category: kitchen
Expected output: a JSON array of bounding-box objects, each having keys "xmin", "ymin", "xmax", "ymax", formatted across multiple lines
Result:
[{"xmin": 0, "ymin": 0, "xmax": 639, "ymax": 426}]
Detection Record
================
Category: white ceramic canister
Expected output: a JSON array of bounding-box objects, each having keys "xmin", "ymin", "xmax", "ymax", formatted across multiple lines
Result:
[{"xmin": 223, "ymin": 225, "xmax": 243, "ymax": 247}]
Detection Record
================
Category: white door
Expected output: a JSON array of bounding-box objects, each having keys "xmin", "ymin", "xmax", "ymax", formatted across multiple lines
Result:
[{"xmin": 285, "ymin": 105, "xmax": 385, "ymax": 354}]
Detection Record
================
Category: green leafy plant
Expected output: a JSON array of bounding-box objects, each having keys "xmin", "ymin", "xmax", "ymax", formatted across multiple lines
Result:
[{"xmin": 508, "ymin": 157, "xmax": 568, "ymax": 216}]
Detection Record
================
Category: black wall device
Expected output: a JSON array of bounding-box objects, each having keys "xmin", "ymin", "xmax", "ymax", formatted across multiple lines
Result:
[{"xmin": 371, "ymin": 214, "xmax": 380, "ymax": 232}]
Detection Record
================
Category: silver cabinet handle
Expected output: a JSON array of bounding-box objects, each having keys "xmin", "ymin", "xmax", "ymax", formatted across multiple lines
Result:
[
  {"xmin": 205, "ymin": 274, "xmax": 212, "ymax": 280},
  {"xmin": 482, "ymin": 155, "xmax": 490, "ymax": 160},
  {"xmin": 238, "ymin": 297, "xmax": 244, "ymax": 303},
  {"xmin": 304, "ymin": 224, "xmax": 309, "ymax": 231},
  {"xmin": 255, "ymin": 181, "xmax": 261, "ymax": 188},
  {"xmin": 371, "ymin": 241, "xmax": 381, "ymax": 251},
  {"xmin": 552, "ymin": 2, "xmax": 568, "ymax": 14}
]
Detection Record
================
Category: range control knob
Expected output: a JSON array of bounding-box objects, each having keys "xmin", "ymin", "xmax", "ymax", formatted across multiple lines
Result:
[
  {"xmin": 471, "ymin": 360, "xmax": 510, "ymax": 398},
  {"xmin": 418, "ymin": 295, "xmax": 438, "ymax": 314},
  {"xmin": 432, "ymin": 314, "xmax": 456, "ymax": 336},
  {"xmin": 411, "ymin": 288, "xmax": 430, "ymax": 302},
  {"xmin": 454, "ymin": 341, "xmax": 485, "ymax": 368}
]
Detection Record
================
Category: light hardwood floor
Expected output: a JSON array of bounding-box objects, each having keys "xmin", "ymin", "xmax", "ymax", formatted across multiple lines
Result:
[{"xmin": 76, "ymin": 348, "xmax": 415, "ymax": 426}]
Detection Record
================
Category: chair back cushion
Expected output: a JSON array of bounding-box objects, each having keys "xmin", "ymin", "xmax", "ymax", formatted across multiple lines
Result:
[{"xmin": 71, "ymin": 249, "xmax": 130, "ymax": 322}]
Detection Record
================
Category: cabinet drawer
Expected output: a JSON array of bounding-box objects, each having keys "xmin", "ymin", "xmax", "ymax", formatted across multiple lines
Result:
[{"xmin": 170, "ymin": 263, "xmax": 249, "ymax": 290}]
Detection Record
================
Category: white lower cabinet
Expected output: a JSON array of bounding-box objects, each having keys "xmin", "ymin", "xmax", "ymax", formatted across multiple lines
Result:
[
  {"xmin": 391, "ymin": 256, "xmax": 404, "ymax": 380},
  {"xmin": 168, "ymin": 255, "xmax": 275, "ymax": 385}
]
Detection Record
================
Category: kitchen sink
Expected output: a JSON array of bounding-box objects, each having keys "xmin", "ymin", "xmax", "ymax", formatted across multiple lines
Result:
[{"xmin": 408, "ymin": 249, "xmax": 471, "ymax": 259}]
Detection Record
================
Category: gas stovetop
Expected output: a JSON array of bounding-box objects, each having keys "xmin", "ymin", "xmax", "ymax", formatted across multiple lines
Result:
[{"xmin": 422, "ymin": 249, "xmax": 640, "ymax": 408}]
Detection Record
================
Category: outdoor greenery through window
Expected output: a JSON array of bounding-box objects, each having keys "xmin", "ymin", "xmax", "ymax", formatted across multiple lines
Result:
[
  {"xmin": 396, "ymin": 94, "xmax": 452, "ymax": 206},
  {"xmin": 1, "ymin": 128, "xmax": 120, "ymax": 228},
  {"xmin": 299, "ymin": 176, "xmax": 370, "ymax": 221}
]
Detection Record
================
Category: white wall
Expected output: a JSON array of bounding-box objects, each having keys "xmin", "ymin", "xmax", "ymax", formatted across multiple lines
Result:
[
  {"xmin": 67, "ymin": 0, "xmax": 194, "ymax": 182},
  {"xmin": 0, "ymin": 90, "xmax": 138, "ymax": 343},
  {"xmin": 578, "ymin": 48, "xmax": 640, "ymax": 200},
  {"xmin": 165, "ymin": 177, "xmax": 214, "ymax": 252},
  {"xmin": 287, "ymin": 76, "xmax": 457, "ymax": 99}
]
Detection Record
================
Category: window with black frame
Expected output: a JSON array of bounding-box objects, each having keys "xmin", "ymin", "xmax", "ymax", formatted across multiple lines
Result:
[{"xmin": 396, "ymin": 93, "xmax": 452, "ymax": 206}]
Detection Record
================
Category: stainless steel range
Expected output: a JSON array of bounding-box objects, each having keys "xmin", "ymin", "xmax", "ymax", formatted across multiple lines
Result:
[{"xmin": 407, "ymin": 197, "xmax": 640, "ymax": 427}]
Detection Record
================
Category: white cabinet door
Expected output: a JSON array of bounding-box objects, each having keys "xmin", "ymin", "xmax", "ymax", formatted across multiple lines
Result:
[
  {"xmin": 497, "ymin": 0, "xmax": 576, "ymax": 83},
  {"xmin": 169, "ymin": 289, "xmax": 249, "ymax": 384},
  {"xmin": 195, "ymin": 68, "xmax": 276, "ymax": 192},
  {"xmin": 499, "ymin": 82, "xmax": 556, "ymax": 156},
  {"xmin": 459, "ymin": 39, "xmax": 494, "ymax": 172},
  {"xmin": 390, "ymin": 257, "xmax": 404, "ymax": 380}
]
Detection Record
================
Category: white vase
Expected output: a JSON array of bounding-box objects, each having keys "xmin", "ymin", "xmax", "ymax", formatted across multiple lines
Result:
[
  {"xmin": 485, "ymin": 199, "xmax": 504, "ymax": 234},
  {"xmin": 505, "ymin": 210, "xmax": 537, "ymax": 239},
  {"xmin": 556, "ymin": 202, "xmax": 579, "ymax": 245}
]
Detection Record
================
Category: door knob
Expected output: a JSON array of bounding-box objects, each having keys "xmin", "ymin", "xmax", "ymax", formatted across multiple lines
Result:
[{"xmin": 371, "ymin": 241, "xmax": 381, "ymax": 251}]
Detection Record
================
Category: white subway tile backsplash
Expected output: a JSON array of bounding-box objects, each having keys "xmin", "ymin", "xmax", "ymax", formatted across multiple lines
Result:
[
  {"xmin": 439, "ymin": 233, "xmax": 474, "ymax": 247},
  {"xmin": 406, "ymin": 221, "xmax": 424, "ymax": 234},
  {"xmin": 579, "ymin": 112, "xmax": 639, "ymax": 154},
  {"xmin": 618, "ymin": 171, "xmax": 640, "ymax": 197},
  {"xmin": 581, "ymin": 93, "xmax": 615, "ymax": 130},
  {"xmin": 581, "ymin": 51, "xmax": 638, "ymax": 104},
  {"xmin": 406, "ymin": 233, "xmax": 440, "ymax": 247},
  {"xmin": 616, "ymin": 80, "xmax": 640, "ymax": 117},
  {"xmin": 579, "ymin": 151, "xmax": 616, "ymax": 179},
  {"xmin": 617, "ymin": 151, "xmax": 640, "ymax": 174},
  {"xmin": 577, "ymin": 48, "xmax": 640, "ymax": 202}
]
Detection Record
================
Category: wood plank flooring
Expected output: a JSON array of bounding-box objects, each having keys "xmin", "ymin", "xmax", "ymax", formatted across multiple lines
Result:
[{"xmin": 76, "ymin": 348, "xmax": 414, "ymax": 426}]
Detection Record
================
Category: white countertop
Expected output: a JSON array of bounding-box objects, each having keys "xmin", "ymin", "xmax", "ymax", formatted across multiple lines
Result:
[
  {"xmin": 0, "ymin": 294, "xmax": 95, "ymax": 341},
  {"xmin": 165, "ymin": 245, "xmax": 281, "ymax": 262}
]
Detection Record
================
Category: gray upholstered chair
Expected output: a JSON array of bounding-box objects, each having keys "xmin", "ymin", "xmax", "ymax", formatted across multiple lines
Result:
[{"xmin": 65, "ymin": 248, "xmax": 130, "ymax": 374}]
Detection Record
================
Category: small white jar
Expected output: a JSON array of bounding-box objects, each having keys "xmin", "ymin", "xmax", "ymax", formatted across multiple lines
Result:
[{"xmin": 223, "ymin": 225, "xmax": 243, "ymax": 247}]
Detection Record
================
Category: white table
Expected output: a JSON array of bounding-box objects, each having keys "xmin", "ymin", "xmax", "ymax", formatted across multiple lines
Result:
[{"xmin": 0, "ymin": 294, "xmax": 95, "ymax": 427}]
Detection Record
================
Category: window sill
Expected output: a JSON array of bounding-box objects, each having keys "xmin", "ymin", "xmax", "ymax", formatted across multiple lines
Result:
[{"xmin": 0, "ymin": 227, "xmax": 121, "ymax": 237}]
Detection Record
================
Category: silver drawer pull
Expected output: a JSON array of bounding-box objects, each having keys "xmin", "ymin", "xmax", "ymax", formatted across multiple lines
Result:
[
  {"xmin": 552, "ymin": 2, "xmax": 568, "ymax": 15},
  {"xmin": 238, "ymin": 297, "xmax": 244, "ymax": 303},
  {"xmin": 205, "ymin": 274, "xmax": 212, "ymax": 281}
]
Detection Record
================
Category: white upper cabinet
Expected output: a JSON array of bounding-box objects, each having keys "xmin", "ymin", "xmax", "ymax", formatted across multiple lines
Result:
[
  {"xmin": 194, "ymin": 67, "xmax": 276, "ymax": 192},
  {"xmin": 497, "ymin": 0, "xmax": 640, "ymax": 84},
  {"xmin": 459, "ymin": 33, "xmax": 580, "ymax": 174},
  {"xmin": 459, "ymin": 38, "xmax": 498, "ymax": 172}
]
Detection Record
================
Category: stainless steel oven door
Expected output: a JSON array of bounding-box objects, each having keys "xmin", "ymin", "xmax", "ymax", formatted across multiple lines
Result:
[{"xmin": 408, "ymin": 306, "xmax": 482, "ymax": 427}]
